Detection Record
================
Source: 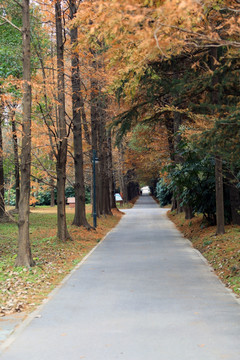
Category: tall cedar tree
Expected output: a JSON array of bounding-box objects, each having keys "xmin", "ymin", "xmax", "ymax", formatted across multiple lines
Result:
[
  {"xmin": 0, "ymin": 104, "xmax": 5, "ymax": 217},
  {"xmin": 97, "ymin": 98, "xmax": 112, "ymax": 215},
  {"xmin": 107, "ymin": 131, "xmax": 117, "ymax": 209},
  {"xmin": 210, "ymin": 47, "xmax": 225, "ymax": 235},
  {"xmin": 55, "ymin": 0, "xmax": 71, "ymax": 241},
  {"xmin": 15, "ymin": 0, "xmax": 34, "ymax": 266},
  {"xmin": 90, "ymin": 52, "xmax": 113, "ymax": 216},
  {"xmin": 90, "ymin": 55, "xmax": 100, "ymax": 217},
  {"xmin": 69, "ymin": 0, "xmax": 91, "ymax": 228}
]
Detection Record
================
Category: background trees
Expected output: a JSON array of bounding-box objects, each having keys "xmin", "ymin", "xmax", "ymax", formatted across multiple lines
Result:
[{"xmin": 0, "ymin": 0, "xmax": 239, "ymax": 265}]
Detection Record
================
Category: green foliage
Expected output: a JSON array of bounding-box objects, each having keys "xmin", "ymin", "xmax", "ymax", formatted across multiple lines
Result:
[
  {"xmin": 4, "ymin": 188, "xmax": 16, "ymax": 206},
  {"xmin": 164, "ymin": 141, "xmax": 217, "ymax": 224},
  {"xmin": 0, "ymin": 0, "xmax": 22, "ymax": 79},
  {"xmin": 85, "ymin": 188, "xmax": 91, "ymax": 204},
  {"xmin": 5, "ymin": 186, "xmax": 92, "ymax": 206},
  {"xmin": 200, "ymin": 111, "xmax": 240, "ymax": 171},
  {"xmin": 65, "ymin": 186, "xmax": 75, "ymax": 199},
  {"xmin": 0, "ymin": 1, "xmax": 51, "ymax": 81},
  {"xmin": 65, "ymin": 186, "xmax": 91, "ymax": 205},
  {"xmin": 3, "ymin": 154, "xmax": 15, "ymax": 182},
  {"xmin": 156, "ymin": 179, "xmax": 172, "ymax": 206},
  {"xmin": 35, "ymin": 189, "xmax": 56, "ymax": 206}
]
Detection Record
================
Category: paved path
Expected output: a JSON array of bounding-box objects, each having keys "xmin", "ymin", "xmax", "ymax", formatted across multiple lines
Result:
[{"xmin": 1, "ymin": 195, "xmax": 240, "ymax": 359}]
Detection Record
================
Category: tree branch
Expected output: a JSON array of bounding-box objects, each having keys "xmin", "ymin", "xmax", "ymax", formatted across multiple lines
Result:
[
  {"xmin": 220, "ymin": 7, "xmax": 240, "ymax": 13},
  {"xmin": 12, "ymin": 0, "xmax": 23, "ymax": 9},
  {"xmin": 32, "ymin": 152, "xmax": 57, "ymax": 181},
  {"xmin": 31, "ymin": 174, "xmax": 57, "ymax": 188},
  {"xmin": 155, "ymin": 22, "xmax": 240, "ymax": 48},
  {"xmin": 0, "ymin": 15, "xmax": 22, "ymax": 32}
]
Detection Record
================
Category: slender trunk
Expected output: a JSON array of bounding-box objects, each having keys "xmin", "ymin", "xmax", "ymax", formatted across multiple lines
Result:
[
  {"xmin": 50, "ymin": 178, "xmax": 55, "ymax": 207},
  {"xmin": 118, "ymin": 145, "xmax": 127, "ymax": 203},
  {"xmin": 81, "ymin": 103, "xmax": 91, "ymax": 145},
  {"xmin": 228, "ymin": 177, "xmax": 240, "ymax": 225},
  {"xmin": 108, "ymin": 132, "xmax": 117, "ymax": 209},
  {"xmin": 101, "ymin": 131, "xmax": 111, "ymax": 215},
  {"xmin": 10, "ymin": 110, "xmax": 20, "ymax": 210},
  {"xmin": 104, "ymin": 136, "xmax": 112, "ymax": 215},
  {"xmin": 70, "ymin": 0, "xmax": 91, "ymax": 228},
  {"xmin": 50, "ymin": 188, "xmax": 55, "ymax": 206},
  {"xmin": 210, "ymin": 47, "xmax": 225, "ymax": 235},
  {"xmin": 176, "ymin": 197, "xmax": 182, "ymax": 214},
  {"xmin": 15, "ymin": 0, "xmax": 34, "ymax": 267},
  {"xmin": 0, "ymin": 106, "xmax": 5, "ymax": 217},
  {"xmin": 174, "ymin": 112, "xmax": 184, "ymax": 214},
  {"xmin": 164, "ymin": 115, "xmax": 178, "ymax": 210},
  {"xmin": 98, "ymin": 111, "xmax": 111, "ymax": 215},
  {"xmin": 98, "ymin": 114, "xmax": 104, "ymax": 215},
  {"xmin": 164, "ymin": 115, "xmax": 175, "ymax": 161},
  {"xmin": 55, "ymin": 0, "xmax": 70, "ymax": 241},
  {"xmin": 215, "ymin": 156, "xmax": 225, "ymax": 234},
  {"xmin": 90, "ymin": 65, "xmax": 100, "ymax": 217}
]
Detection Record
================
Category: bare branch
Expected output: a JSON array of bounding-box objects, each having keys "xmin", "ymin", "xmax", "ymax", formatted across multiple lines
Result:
[
  {"xmin": 220, "ymin": 7, "xmax": 240, "ymax": 13},
  {"xmin": 32, "ymin": 152, "xmax": 57, "ymax": 181},
  {"xmin": 64, "ymin": 112, "xmax": 73, "ymax": 138},
  {"xmin": 155, "ymin": 22, "xmax": 240, "ymax": 48},
  {"xmin": 0, "ymin": 15, "xmax": 22, "ymax": 32},
  {"xmin": 12, "ymin": 0, "xmax": 23, "ymax": 8},
  {"xmin": 31, "ymin": 174, "xmax": 57, "ymax": 188},
  {"xmin": 153, "ymin": 29, "xmax": 167, "ymax": 59},
  {"xmin": 67, "ymin": 149, "xmax": 74, "ymax": 160}
]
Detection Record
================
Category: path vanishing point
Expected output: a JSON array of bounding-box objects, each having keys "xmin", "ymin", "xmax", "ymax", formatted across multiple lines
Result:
[{"xmin": 1, "ymin": 195, "xmax": 240, "ymax": 359}]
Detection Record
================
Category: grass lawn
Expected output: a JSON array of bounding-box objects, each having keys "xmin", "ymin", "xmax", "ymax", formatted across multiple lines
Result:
[
  {"xmin": 0, "ymin": 204, "xmax": 124, "ymax": 316},
  {"xmin": 168, "ymin": 210, "xmax": 240, "ymax": 297}
]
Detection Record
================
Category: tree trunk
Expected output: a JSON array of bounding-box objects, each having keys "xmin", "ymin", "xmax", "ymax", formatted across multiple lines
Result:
[
  {"xmin": 50, "ymin": 178, "xmax": 55, "ymax": 207},
  {"xmin": 107, "ymin": 132, "xmax": 117, "ymax": 209},
  {"xmin": 228, "ymin": 178, "xmax": 240, "ymax": 225},
  {"xmin": 210, "ymin": 47, "xmax": 225, "ymax": 235},
  {"xmin": 10, "ymin": 109, "xmax": 20, "ymax": 210},
  {"xmin": 70, "ymin": 0, "xmax": 91, "ymax": 228},
  {"xmin": 164, "ymin": 113, "xmax": 184, "ymax": 213},
  {"xmin": 171, "ymin": 198, "xmax": 177, "ymax": 211},
  {"xmin": 164, "ymin": 114, "xmax": 175, "ymax": 161},
  {"xmin": 184, "ymin": 205, "xmax": 194, "ymax": 220},
  {"xmin": 174, "ymin": 112, "xmax": 184, "ymax": 214},
  {"xmin": 98, "ymin": 114, "xmax": 111, "ymax": 215},
  {"xmin": 81, "ymin": 102, "xmax": 91, "ymax": 145},
  {"xmin": 118, "ymin": 144, "xmax": 128, "ymax": 203},
  {"xmin": 15, "ymin": 0, "xmax": 34, "ymax": 267},
  {"xmin": 0, "ymin": 105, "xmax": 5, "ymax": 218},
  {"xmin": 215, "ymin": 156, "xmax": 225, "ymax": 234},
  {"xmin": 98, "ymin": 114, "xmax": 104, "ymax": 215},
  {"xmin": 55, "ymin": 0, "xmax": 70, "ymax": 241},
  {"xmin": 90, "ymin": 63, "xmax": 100, "ymax": 218}
]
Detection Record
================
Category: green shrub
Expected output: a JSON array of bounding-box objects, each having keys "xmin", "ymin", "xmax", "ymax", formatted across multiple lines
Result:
[{"xmin": 156, "ymin": 179, "xmax": 172, "ymax": 206}]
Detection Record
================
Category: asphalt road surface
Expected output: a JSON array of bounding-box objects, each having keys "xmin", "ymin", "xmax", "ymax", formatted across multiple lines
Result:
[{"xmin": 1, "ymin": 195, "xmax": 240, "ymax": 359}]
